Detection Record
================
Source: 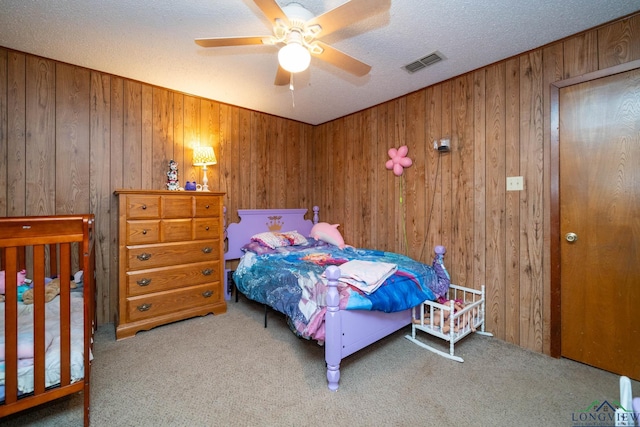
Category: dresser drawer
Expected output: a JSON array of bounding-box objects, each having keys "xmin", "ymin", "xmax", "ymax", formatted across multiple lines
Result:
[
  {"xmin": 193, "ymin": 217, "xmax": 220, "ymax": 240},
  {"xmin": 162, "ymin": 195, "xmax": 193, "ymax": 218},
  {"xmin": 127, "ymin": 240, "xmax": 220, "ymax": 270},
  {"xmin": 195, "ymin": 196, "xmax": 221, "ymax": 217},
  {"xmin": 126, "ymin": 261, "xmax": 221, "ymax": 296},
  {"xmin": 161, "ymin": 218, "xmax": 193, "ymax": 242},
  {"xmin": 125, "ymin": 282, "xmax": 222, "ymax": 322},
  {"xmin": 126, "ymin": 220, "xmax": 160, "ymax": 245},
  {"xmin": 126, "ymin": 195, "xmax": 161, "ymax": 219}
]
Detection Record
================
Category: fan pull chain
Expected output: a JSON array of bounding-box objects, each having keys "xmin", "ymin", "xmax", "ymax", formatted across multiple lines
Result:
[{"xmin": 289, "ymin": 73, "xmax": 295, "ymax": 108}]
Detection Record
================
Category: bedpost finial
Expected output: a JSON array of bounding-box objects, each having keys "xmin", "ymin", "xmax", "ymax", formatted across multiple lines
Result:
[
  {"xmin": 313, "ymin": 206, "xmax": 320, "ymax": 224},
  {"xmin": 435, "ymin": 245, "xmax": 446, "ymax": 255},
  {"xmin": 325, "ymin": 265, "xmax": 341, "ymax": 281}
]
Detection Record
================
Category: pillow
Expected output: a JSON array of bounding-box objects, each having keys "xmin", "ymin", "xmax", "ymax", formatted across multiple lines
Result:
[
  {"xmin": 282, "ymin": 230, "xmax": 308, "ymax": 246},
  {"xmin": 250, "ymin": 231, "xmax": 290, "ymax": 249},
  {"xmin": 241, "ymin": 241, "xmax": 277, "ymax": 255}
]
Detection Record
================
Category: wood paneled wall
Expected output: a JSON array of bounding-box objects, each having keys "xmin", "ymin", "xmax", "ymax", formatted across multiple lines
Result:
[
  {"xmin": 0, "ymin": 52, "xmax": 314, "ymax": 324},
  {"xmin": 0, "ymin": 12, "xmax": 638, "ymax": 354},
  {"xmin": 311, "ymin": 13, "xmax": 640, "ymax": 354}
]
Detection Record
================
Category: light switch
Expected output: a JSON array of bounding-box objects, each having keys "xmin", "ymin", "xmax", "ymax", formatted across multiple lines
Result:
[{"xmin": 506, "ymin": 176, "xmax": 524, "ymax": 191}]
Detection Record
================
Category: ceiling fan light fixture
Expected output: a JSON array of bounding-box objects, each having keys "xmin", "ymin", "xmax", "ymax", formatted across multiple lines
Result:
[
  {"xmin": 278, "ymin": 41, "xmax": 311, "ymax": 73},
  {"xmin": 195, "ymin": 0, "xmax": 384, "ymax": 82}
]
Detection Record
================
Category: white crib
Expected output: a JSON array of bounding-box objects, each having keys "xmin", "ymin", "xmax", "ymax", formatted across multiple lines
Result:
[{"xmin": 405, "ymin": 284, "xmax": 492, "ymax": 362}]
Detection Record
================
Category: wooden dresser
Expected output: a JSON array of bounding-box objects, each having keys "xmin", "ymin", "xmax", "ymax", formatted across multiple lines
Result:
[{"xmin": 114, "ymin": 189, "xmax": 226, "ymax": 339}]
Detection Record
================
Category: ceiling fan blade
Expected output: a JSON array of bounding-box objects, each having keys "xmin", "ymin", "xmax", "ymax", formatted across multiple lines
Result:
[
  {"xmin": 253, "ymin": 0, "xmax": 289, "ymax": 26},
  {"xmin": 195, "ymin": 36, "xmax": 269, "ymax": 48},
  {"xmin": 307, "ymin": 0, "xmax": 390, "ymax": 38},
  {"xmin": 313, "ymin": 41, "xmax": 371, "ymax": 77},
  {"xmin": 274, "ymin": 65, "xmax": 290, "ymax": 86}
]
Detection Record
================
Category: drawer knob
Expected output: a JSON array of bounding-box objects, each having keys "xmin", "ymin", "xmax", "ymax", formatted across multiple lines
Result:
[
  {"xmin": 137, "ymin": 278, "xmax": 151, "ymax": 286},
  {"xmin": 142, "ymin": 204, "xmax": 147, "ymax": 210},
  {"xmin": 202, "ymin": 290, "xmax": 213, "ymax": 298},
  {"xmin": 202, "ymin": 247, "xmax": 212, "ymax": 254},
  {"xmin": 205, "ymin": 226, "xmax": 210, "ymax": 231},
  {"xmin": 202, "ymin": 268, "xmax": 213, "ymax": 276},
  {"xmin": 137, "ymin": 253, "xmax": 152, "ymax": 261},
  {"xmin": 142, "ymin": 229, "xmax": 147, "ymax": 235},
  {"xmin": 205, "ymin": 205, "xmax": 210, "ymax": 209},
  {"xmin": 137, "ymin": 303, "xmax": 152, "ymax": 312}
]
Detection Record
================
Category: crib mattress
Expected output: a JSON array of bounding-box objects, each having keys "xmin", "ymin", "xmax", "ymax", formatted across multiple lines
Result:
[{"xmin": 0, "ymin": 293, "xmax": 88, "ymax": 398}]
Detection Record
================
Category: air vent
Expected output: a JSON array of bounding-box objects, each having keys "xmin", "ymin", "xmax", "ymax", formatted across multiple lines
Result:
[{"xmin": 403, "ymin": 51, "xmax": 444, "ymax": 74}]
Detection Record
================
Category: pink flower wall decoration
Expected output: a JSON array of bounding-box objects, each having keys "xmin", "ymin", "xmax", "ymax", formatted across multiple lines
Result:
[{"xmin": 385, "ymin": 145, "xmax": 413, "ymax": 176}]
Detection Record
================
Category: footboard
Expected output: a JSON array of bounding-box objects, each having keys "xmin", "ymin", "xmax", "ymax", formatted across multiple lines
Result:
[
  {"xmin": 0, "ymin": 215, "xmax": 95, "ymax": 426},
  {"xmin": 324, "ymin": 266, "xmax": 412, "ymax": 391}
]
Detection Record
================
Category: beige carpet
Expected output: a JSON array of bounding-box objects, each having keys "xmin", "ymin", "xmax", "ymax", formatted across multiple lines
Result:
[{"xmin": 2, "ymin": 298, "xmax": 638, "ymax": 426}]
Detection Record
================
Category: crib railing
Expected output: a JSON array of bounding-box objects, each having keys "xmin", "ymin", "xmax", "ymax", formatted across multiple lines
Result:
[{"xmin": 0, "ymin": 214, "xmax": 95, "ymax": 426}]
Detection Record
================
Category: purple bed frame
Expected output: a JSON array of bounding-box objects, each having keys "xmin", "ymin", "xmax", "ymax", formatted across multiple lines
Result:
[{"xmin": 225, "ymin": 207, "xmax": 412, "ymax": 391}]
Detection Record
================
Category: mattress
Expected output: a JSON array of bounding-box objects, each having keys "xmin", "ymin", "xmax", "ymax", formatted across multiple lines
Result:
[{"xmin": 0, "ymin": 293, "xmax": 88, "ymax": 399}]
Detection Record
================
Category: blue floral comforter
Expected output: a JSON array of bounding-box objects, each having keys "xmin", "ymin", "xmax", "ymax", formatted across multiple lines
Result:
[{"xmin": 233, "ymin": 240, "xmax": 450, "ymax": 342}]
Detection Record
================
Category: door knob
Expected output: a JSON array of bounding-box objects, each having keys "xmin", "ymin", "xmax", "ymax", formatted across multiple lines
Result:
[{"xmin": 565, "ymin": 232, "xmax": 578, "ymax": 243}]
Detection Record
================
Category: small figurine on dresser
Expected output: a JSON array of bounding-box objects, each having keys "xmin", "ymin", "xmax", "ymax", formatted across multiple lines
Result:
[{"xmin": 166, "ymin": 160, "xmax": 180, "ymax": 191}]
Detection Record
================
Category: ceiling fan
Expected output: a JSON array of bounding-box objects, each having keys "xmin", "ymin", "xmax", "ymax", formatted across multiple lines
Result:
[{"xmin": 195, "ymin": 0, "xmax": 389, "ymax": 86}]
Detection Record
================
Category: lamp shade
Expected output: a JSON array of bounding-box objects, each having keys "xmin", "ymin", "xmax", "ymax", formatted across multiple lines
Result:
[
  {"xmin": 193, "ymin": 146, "xmax": 217, "ymax": 166},
  {"xmin": 278, "ymin": 42, "xmax": 311, "ymax": 73}
]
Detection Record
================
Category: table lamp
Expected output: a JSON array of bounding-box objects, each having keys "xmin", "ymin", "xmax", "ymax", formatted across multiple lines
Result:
[{"xmin": 193, "ymin": 146, "xmax": 217, "ymax": 191}]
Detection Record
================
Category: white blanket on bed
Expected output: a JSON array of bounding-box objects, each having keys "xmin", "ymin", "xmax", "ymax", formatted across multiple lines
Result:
[
  {"xmin": 0, "ymin": 293, "xmax": 88, "ymax": 394},
  {"xmin": 338, "ymin": 260, "xmax": 398, "ymax": 294}
]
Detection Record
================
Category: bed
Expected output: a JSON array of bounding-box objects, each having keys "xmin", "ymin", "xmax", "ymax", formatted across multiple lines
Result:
[
  {"xmin": 0, "ymin": 215, "xmax": 95, "ymax": 426},
  {"xmin": 225, "ymin": 207, "xmax": 450, "ymax": 391}
]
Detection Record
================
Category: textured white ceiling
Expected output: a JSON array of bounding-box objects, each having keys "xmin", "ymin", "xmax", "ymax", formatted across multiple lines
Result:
[{"xmin": 1, "ymin": 0, "xmax": 639, "ymax": 125}]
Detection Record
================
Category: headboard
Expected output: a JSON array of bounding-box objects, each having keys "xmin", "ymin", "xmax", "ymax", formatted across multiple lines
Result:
[{"xmin": 225, "ymin": 207, "xmax": 319, "ymax": 261}]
